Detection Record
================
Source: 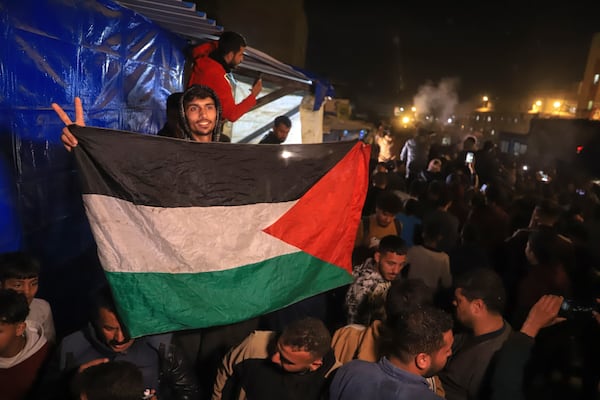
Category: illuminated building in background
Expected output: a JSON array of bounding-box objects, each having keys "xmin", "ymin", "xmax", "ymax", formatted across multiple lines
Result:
[{"xmin": 577, "ymin": 32, "xmax": 600, "ymax": 119}]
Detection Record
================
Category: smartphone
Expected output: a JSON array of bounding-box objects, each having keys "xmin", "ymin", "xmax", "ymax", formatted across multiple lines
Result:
[
  {"xmin": 480, "ymin": 183, "xmax": 488, "ymax": 193},
  {"xmin": 465, "ymin": 151, "xmax": 474, "ymax": 164},
  {"xmin": 253, "ymin": 73, "xmax": 263, "ymax": 86},
  {"xmin": 558, "ymin": 298, "xmax": 599, "ymax": 319}
]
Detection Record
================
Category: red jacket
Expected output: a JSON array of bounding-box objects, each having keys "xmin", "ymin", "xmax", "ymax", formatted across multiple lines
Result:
[{"xmin": 187, "ymin": 42, "xmax": 256, "ymax": 122}]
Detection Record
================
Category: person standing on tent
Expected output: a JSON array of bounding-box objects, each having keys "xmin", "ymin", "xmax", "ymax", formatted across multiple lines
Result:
[
  {"xmin": 187, "ymin": 31, "xmax": 262, "ymax": 122},
  {"xmin": 53, "ymin": 84, "xmax": 227, "ymax": 150}
]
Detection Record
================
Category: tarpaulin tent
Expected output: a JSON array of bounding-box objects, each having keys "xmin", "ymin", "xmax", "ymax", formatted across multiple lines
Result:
[{"xmin": 0, "ymin": 0, "xmax": 333, "ymax": 336}]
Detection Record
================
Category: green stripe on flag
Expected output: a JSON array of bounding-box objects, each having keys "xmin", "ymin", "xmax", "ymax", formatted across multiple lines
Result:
[{"xmin": 106, "ymin": 251, "xmax": 353, "ymax": 337}]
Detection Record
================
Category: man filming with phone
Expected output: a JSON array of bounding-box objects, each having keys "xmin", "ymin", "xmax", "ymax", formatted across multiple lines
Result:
[
  {"xmin": 449, "ymin": 136, "xmax": 478, "ymax": 189},
  {"xmin": 188, "ymin": 31, "xmax": 262, "ymax": 122}
]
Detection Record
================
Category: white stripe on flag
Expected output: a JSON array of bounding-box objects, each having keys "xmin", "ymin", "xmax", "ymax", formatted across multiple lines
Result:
[{"xmin": 83, "ymin": 194, "xmax": 299, "ymax": 273}]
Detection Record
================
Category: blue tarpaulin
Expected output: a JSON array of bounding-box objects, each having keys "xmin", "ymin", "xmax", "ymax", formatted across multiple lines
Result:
[
  {"xmin": 0, "ymin": 0, "xmax": 187, "ymax": 336},
  {"xmin": 0, "ymin": 0, "xmax": 336, "ymax": 337}
]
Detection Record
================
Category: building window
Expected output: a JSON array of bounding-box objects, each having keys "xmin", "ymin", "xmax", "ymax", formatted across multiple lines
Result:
[
  {"xmin": 589, "ymin": 100, "xmax": 594, "ymax": 110},
  {"xmin": 513, "ymin": 142, "xmax": 521, "ymax": 155},
  {"xmin": 520, "ymin": 144, "xmax": 527, "ymax": 154},
  {"xmin": 594, "ymin": 73, "xmax": 600, "ymax": 85}
]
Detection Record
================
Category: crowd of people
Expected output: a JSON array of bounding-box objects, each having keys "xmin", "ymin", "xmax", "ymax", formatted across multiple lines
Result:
[
  {"xmin": 2, "ymin": 30, "xmax": 600, "ymax": 400},
  {"xmin": 351, "ymin": 124, "xmax": 600, "ymax": 399}
]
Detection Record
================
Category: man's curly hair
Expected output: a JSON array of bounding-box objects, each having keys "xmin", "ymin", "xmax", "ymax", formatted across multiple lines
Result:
[{"xmin": 280, "ymin": 317, "xmax": 332, "ymax": 358}]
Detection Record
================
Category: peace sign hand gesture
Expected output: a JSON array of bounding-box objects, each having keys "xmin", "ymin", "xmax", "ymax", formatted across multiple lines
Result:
[{"xmin": 51, "ymin": 97, "xmax": 85, "ymax": 152}]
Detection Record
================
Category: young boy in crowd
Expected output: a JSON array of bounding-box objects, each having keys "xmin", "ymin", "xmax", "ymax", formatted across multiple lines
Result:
[
  {"xmin": 0, "ymin": 289, "xmax": 50, "ymax": 400},
  {"xmin": 0, "ymin": 252, "xmax": 55, "ymax": 342}
]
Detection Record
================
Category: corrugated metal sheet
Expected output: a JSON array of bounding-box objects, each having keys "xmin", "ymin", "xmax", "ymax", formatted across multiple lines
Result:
[
  {"xmin": 115, "ymin": 0, "xmax": 223, "ymax": 36},
  {"xmin": 114, "ymin": 0, "xmax": 312, "ymax": 85}
]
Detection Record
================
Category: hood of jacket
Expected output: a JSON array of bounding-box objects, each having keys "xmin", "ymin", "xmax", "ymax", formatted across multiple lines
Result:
[
  {"xmin": 80, "ymin": 321, "xmax": 126, "ymax": 358},
  {"xmin": 0, "ymin": 319, "xmax": 47, "ymax": 368},
  {"xmin": 178, "ymin": 84, "xmax": 223, "ymax": 142}
]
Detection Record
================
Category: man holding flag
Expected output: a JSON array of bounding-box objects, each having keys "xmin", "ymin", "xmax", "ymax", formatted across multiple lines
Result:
[
  {"xmin": 53, "ymin": 84, "xmax": 261, "ymax": 397},
  {"xmin": 50, "ymin": 87, "xmax": 370, "ymax": 371},
  {"xmin": 53, "ymin": 84, "xmax": 226, "ymax": 149}
]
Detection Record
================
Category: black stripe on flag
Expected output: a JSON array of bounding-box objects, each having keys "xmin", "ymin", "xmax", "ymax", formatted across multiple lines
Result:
[{"xmin": 71, "ymin": 125, "xmax": 359, "ymax": 207}]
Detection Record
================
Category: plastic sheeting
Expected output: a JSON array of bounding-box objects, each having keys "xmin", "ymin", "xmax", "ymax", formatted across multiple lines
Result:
[{"xmin": 0, "ymin": 0, "xmax": 187, "ymax": 335}]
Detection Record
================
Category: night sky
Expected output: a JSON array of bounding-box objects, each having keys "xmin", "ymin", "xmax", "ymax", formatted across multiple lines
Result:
[{"xmin": 304, "ymin": 2, "xmax": 600, "ymax": 113}]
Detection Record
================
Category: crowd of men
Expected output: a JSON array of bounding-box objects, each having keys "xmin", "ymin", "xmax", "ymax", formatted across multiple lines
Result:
[{"xmin": 2, "ymin": 30, "xmax": 600, "ymax": 400}]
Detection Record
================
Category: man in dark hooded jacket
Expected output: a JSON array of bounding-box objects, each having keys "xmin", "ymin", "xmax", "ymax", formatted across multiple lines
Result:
[
  {"xmin": 40, "ymin": 286, "xmax": 199, "ymax": 400},
  {"xmin": 53, "ymin": 84, "xmax": 229, "ymax": 150}
]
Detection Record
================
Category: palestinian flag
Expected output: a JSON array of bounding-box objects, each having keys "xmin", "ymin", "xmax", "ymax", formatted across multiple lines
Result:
[{"xmin": 70, "ymin": 126, "xmax": 370, "ymax": 337}]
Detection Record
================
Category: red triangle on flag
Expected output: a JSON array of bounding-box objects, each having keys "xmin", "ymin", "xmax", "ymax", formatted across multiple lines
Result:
[{"xmin": 263, "ymin": 142, "xmax": 370, "ymax": 274}]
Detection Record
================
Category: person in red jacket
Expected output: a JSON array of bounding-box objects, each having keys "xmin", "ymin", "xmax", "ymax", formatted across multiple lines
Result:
[{"xmin": 188, "ymin": 31, "xmax": 262, "ymax": 122}]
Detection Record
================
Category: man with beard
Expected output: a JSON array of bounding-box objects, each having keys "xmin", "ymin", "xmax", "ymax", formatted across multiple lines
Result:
[
  {"xmin": 41, "ymin": 285, "xmax": 199, "ymax": 400},
  {"xmin": 438, "ymin": 268, "xmax": 512, "ymax": 400},
  {"xmin": 329, "ymin": 306, "xmax": 453, "ymax": 400},
  {"xmin": 187, "ymin": 31, "xmax": 262, "ymax": 122},
  {"xmin": 53, "ymin": 84, "xmax": 228, "ymax": 150},
  {"xmin": 345, "ymin": 235, "xmax": 408, "ymax": 325},
  {"xmin": 53, "ymin": 85, "xmax": 258, "ymax": 400}
]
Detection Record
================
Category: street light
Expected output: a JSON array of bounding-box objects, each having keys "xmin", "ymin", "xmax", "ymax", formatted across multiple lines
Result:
[
  {"xmin": 532, "ymin": 100, "xmax": 543, "ymax": 113},
  {"xmin": 553, "ymin": 101, "xmax": 561, "ymax": 115},
  {"xmin": 482, "ymin": 95, "xmax": 489, "ymax": 109}
]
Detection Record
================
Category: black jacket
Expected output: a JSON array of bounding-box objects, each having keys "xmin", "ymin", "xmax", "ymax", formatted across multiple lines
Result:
[
  {"xmin": 259, "ymin": 131, "xmax": 284, "ymax": 144},
  {"xmin": 38, "ymin": 323, "xmax": 200, "ymax": 400},
  {"xmin": 222, "ymin": 349, "xmax": 338, "ymax": 400}
]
